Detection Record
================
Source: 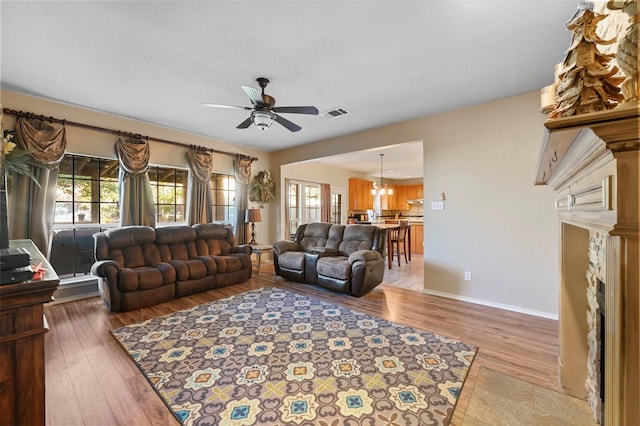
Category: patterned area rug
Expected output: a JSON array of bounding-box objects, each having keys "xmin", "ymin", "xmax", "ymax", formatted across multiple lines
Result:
[{"xmin": 111, "ymin": 287, "xmax": 477, "ymax": 425}]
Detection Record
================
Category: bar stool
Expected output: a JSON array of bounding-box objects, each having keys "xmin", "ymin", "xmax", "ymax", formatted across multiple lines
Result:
[{"xmin": 388, "ymin": 221, "xmax": 409, "ymax": 268}]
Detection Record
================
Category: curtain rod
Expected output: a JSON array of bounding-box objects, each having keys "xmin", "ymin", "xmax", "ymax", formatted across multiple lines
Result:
[{"xmin": 2, "ymin": 108, "xmax": 258, "ymax": 162}]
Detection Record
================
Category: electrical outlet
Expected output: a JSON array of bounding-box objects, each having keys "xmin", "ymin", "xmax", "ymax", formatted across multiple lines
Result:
[
  {"xmin": 431, "ymin": 201, "xmax": 444, "ymax": 211},
  {"xmin": 464, "ymin": 271, "xmax": 472, "ymax": 281}
]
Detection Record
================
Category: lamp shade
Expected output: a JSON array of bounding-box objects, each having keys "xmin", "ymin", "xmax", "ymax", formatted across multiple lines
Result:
[{"xmin": 245, "ymin": 208, "xmax": 262, "ymax": 223}]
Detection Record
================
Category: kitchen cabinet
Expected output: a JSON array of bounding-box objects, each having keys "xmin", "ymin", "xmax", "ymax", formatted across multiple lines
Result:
[
  {"xmin": 406, "ymin": 184, "xmax": 423, "ymax": 200},
  {"xmin": 394, "ymin": 186, "xmax": 408, "ymax": 210},
  {"xmin": 393, "ymin": 185, "xmax": 421, "ymax": 210},
  {"xmin": 410, "ymin": 224, "xmax": 424, "ymax": 254},
  {"xmin": 349, "ymin": 178, "xmax": 374, "ymax": 210}
]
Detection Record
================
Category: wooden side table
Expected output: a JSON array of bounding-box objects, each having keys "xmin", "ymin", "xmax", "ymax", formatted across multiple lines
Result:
[
  {"xmin": 0, "ymin": 239, "xmax": 59, "ymax": 426},
  {"xmin": 250, "ymin": 244, "xmax": 273, "ymax": 275}
]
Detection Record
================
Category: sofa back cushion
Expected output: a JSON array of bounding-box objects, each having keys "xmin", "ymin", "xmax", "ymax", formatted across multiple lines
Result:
[
  {"xmin": 338, "ymin": 224, "xmax": 376, "ymax": 256},
  {"xmin": 299, "ymin": 222, "xmax": 333, "ymax": 251},
  {"xmin": 193, "ymin": 223, "xmax": 235, "ymax": 255},
  {"xmin": 94, "ymin": 226, "xmax": 160, "ymax": 268},
  {"xmin": 155, "ymin": 226, "xmax": 198, "ymax": 261},
  {"xmin": 326, "ymin": 225, "xmax": 345, "ymax": 251}
]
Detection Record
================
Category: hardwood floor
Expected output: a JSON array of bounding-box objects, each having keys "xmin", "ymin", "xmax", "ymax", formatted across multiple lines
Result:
[{"xmin": 43, "ymin": 260, "xmax": 559, "ymax": 425}]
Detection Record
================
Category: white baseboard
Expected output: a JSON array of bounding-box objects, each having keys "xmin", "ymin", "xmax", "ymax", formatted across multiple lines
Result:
[
  {"xmin": 52, "ymin": 276, "xmax": 99, "ymax": 304},
  {"xmin": 421, "ymin": 288, "xmax": 558, "ymax": 320}
]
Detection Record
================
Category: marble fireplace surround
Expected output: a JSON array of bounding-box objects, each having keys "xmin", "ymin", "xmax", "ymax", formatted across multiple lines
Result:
[{"xmin": 535, "ymin": 104, "xmax": 639, "ymax": 426}]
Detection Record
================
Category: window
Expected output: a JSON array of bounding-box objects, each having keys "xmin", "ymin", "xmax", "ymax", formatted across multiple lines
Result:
[
  {"xmin": 148, "ymin": 166, "xmax": 188, "ymax": 224},
  {"xmin": 286, "ymin": 180, "xmax": 321, "ymax": 239},
  {"xmin": 305, "ymin": 184, "xmax": 321, "ymax": 222},
  {"xmin": 210, "ymin": 173, "xmax": 236, "ymax": 224},
  {"xmin": 55, "ymin": 155, "xmax": 119, "ymax": 225},
  {"xmin": 52, "ymin": 154, "xmax": 120, "ymax": 278},
  {"xmin": 331, "ymin": 193, "xmax": 342, "ymax": 224},
  {"xmin": 287, "ymin": 181, "xmax": 299, "ymax": 239}
]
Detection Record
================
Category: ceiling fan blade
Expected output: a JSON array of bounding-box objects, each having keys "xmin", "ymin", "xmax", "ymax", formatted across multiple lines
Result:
[
  {"xmin": 274, "ymin": 114, "xmax": 302, "ymax": 132},
  {"xmin": 200, "ymin": 103, "xmax": 252, "ymax": 110},
  {"xmin": 236, "ymin": 117, "xmax": 253, "ymax": 129},
  {"xmin": 241, "ymin": 85, "xmax": 265, "ymax": 106},
  {"xmin": 272, "ymin": 106, "xmax": 319, "ymax": 115}
]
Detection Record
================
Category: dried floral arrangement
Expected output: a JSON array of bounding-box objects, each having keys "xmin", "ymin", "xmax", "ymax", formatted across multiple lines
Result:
[{"xmin": 248, "ymin": 170, "xmax": 275, "ymax": 207}]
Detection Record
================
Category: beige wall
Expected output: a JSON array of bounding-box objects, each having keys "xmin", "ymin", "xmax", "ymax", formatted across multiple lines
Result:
[
  {"xmin": 3, "ymin": 89, "xmax": 560, "ymax": 316},
  {"xmin": 273, "ymin": 91, "xmax": 559, "ymax": 317},
  {"xmin": 1, "ymin": 90, "xmax": 276, "ymax": 243}
]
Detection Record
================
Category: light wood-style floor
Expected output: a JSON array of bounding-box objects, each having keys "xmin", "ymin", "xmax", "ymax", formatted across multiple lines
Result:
[{"xmin": 44, "ymin": 259, "xmax": 559, "ymax": 426}]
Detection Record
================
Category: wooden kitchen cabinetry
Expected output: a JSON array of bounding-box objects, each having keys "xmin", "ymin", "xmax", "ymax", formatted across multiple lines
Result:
[
  {"xmin": 410, "ymin": 224, "xmax": 424, "ymax": 254},
  {"xmin": 394, "ymin": 186, "xmax": 408, "ymax": 210},
  {"xmin": 406, "ymin": 184, "xmax": 423, "ymax": 200},
  {"xmin": 348, "ymin": 178, "xmax": 374, "ymax": 210},
  {"xmin": 394, "ymin": 185, "xmax": 421, "ymax": 210}
]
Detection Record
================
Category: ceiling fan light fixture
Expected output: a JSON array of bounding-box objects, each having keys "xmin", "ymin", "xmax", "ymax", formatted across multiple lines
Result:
[{"xmin": 251, "ymin": 110, "xmax": 274, "ymax": 130}]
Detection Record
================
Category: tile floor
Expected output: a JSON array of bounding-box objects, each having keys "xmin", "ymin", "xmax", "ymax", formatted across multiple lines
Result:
[{"xmin": 462, "ymin": 368, "xmax": 598, "ymax": 426}]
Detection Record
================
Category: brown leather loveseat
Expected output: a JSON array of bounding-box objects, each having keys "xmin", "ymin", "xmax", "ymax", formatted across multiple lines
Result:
[
  {"xmin": 273, "ymin": 223, "xmax": 386, "ymax": 296},
  {"xmin": 91, "ymin": 223, "xmax": 252, "ymax": 312}
]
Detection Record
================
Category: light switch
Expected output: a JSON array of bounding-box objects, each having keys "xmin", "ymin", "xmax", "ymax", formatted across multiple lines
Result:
[{"xmin": 431, "ymin": 201, "xmax": 444, "ymax": 210}]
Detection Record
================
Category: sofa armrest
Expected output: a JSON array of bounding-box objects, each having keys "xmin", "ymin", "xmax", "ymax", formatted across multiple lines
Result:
[
  {"xmin": 273, "ymin": 240, "xmax": 302, "ymax": 255},
  {"xmin": 308, "ymin": 247, "xmax": 337, "ymax": 255},
  {"xmin": 91, "ymin": 259, "xmax": 121, "ymax": 277},
  {"xmin": 348, "ymin": 250, "xmax": 383, "ymax": 265},
  {"xmin": 233, "ymin": 244, "xmax": 252, "ymax": 255}
]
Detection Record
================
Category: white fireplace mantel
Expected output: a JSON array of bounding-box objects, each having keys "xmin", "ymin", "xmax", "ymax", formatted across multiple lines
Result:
[{"xmin": 535, "ymin": 102, "xmax": 639, "ymax": 426}]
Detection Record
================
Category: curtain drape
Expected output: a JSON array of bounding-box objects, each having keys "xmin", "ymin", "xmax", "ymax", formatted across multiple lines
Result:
[
  {"xmin": 9, "ymin": 117, "xmax": 66, "ymax": 255},
  {"xmin": 284, "ymin": 178, "xmax": 295, "ymax": 240},
  {"xmin": 321, "ymin": 183, "xmax": 331, "ymax": 223},
  {"xmin": 186, "ymin": 147, "xmax": 213, "ymax": 225},
  {"xmin": 234, "ymin": 156, "xmax": 251, "ymax": 244},
  {"xmin": 116, "ymin": 136, "xmax": 155, "ymax": 227}
]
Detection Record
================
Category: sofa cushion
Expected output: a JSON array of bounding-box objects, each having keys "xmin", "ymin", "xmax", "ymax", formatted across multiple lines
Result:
[
  {"xmin": 338, "ymin": 225, "xmax": 375, "ymax": 256},
  {"xmin": 99, "ymin": 226, "xmax": 161, "ymax": 268},
  {"xmin": 170, "ymin": 259, "xmax": 208, "ymax": 281},
  {"xmin": 299, "ymin": 223, "xmax": 333, "ymax": 251},
  {"xmin": 119, "ymin": 262, "xmax": 175, "ymax": 292},
  {"xmin": 278, "ymin": 251, "xmax": 305, "ymax": 271},
  {"xmin": 212, "ymin": 255, "xmax": 243, "ymax": 274},
  {"xmin": 193, "ymin": 223, "xmax": 235, "ymax": 255},
  {"xmin": 317, "ymin": 256, "xmax": 351, "ymax": 280},
  {"xmin": 156, "ymin": 226, "xmax": 198, "ymax": 261},
  {"xmin": 326, "ymin": 225, "xmax": 345, "ymax": 251}
]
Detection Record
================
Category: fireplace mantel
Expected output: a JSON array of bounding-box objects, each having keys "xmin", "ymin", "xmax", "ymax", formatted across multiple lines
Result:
[{"xmin": 535, "ymin": 102, "xmax": 639, "ymax": 426}]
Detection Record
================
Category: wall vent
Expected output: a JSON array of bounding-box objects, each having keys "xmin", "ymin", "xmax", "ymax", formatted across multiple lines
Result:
[{"xmin": 320, "ymin": 107, "xmax": 349, "ymax": 119}]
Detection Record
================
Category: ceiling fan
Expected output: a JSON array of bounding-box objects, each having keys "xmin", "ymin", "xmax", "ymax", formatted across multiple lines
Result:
[{"xmin": 201, "ymin": 77, "xmax": 319, "ymax": 132}]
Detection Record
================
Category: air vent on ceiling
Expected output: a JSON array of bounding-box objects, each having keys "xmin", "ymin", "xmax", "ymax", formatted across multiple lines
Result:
[{"xmin": 320, "ymin": 107, "xmax": 349, "ymax": 119}]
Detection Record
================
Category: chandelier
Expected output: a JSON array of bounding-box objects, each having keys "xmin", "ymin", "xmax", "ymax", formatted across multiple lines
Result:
[{"xmin": 371, "ymin": 153, "xmax": 394, "ymax": 196}]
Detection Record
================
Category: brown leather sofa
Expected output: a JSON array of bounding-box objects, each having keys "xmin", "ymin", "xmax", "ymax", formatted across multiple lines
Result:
[
  {"xmin": 273, "ymin": 223, "xmax": 386, "ymax": 296},
  {"xmin": 91, "ymin": 223, "xmax": 252, "ymax": 312}
]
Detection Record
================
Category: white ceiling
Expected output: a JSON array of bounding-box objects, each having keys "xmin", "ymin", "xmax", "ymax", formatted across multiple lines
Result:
[
  {"xmin": 311, "ymin": 141, "xmax": 425, "ymax": 181},
  {"xmin": 1, "ymin": 1, "xmax": 578, "ymax": 179}
]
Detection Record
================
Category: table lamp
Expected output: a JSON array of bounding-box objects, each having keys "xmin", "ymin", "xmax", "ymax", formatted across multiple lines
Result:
[{"xmin": 245, "ymin": 208, "xmax": 262, "ymax": 245}]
